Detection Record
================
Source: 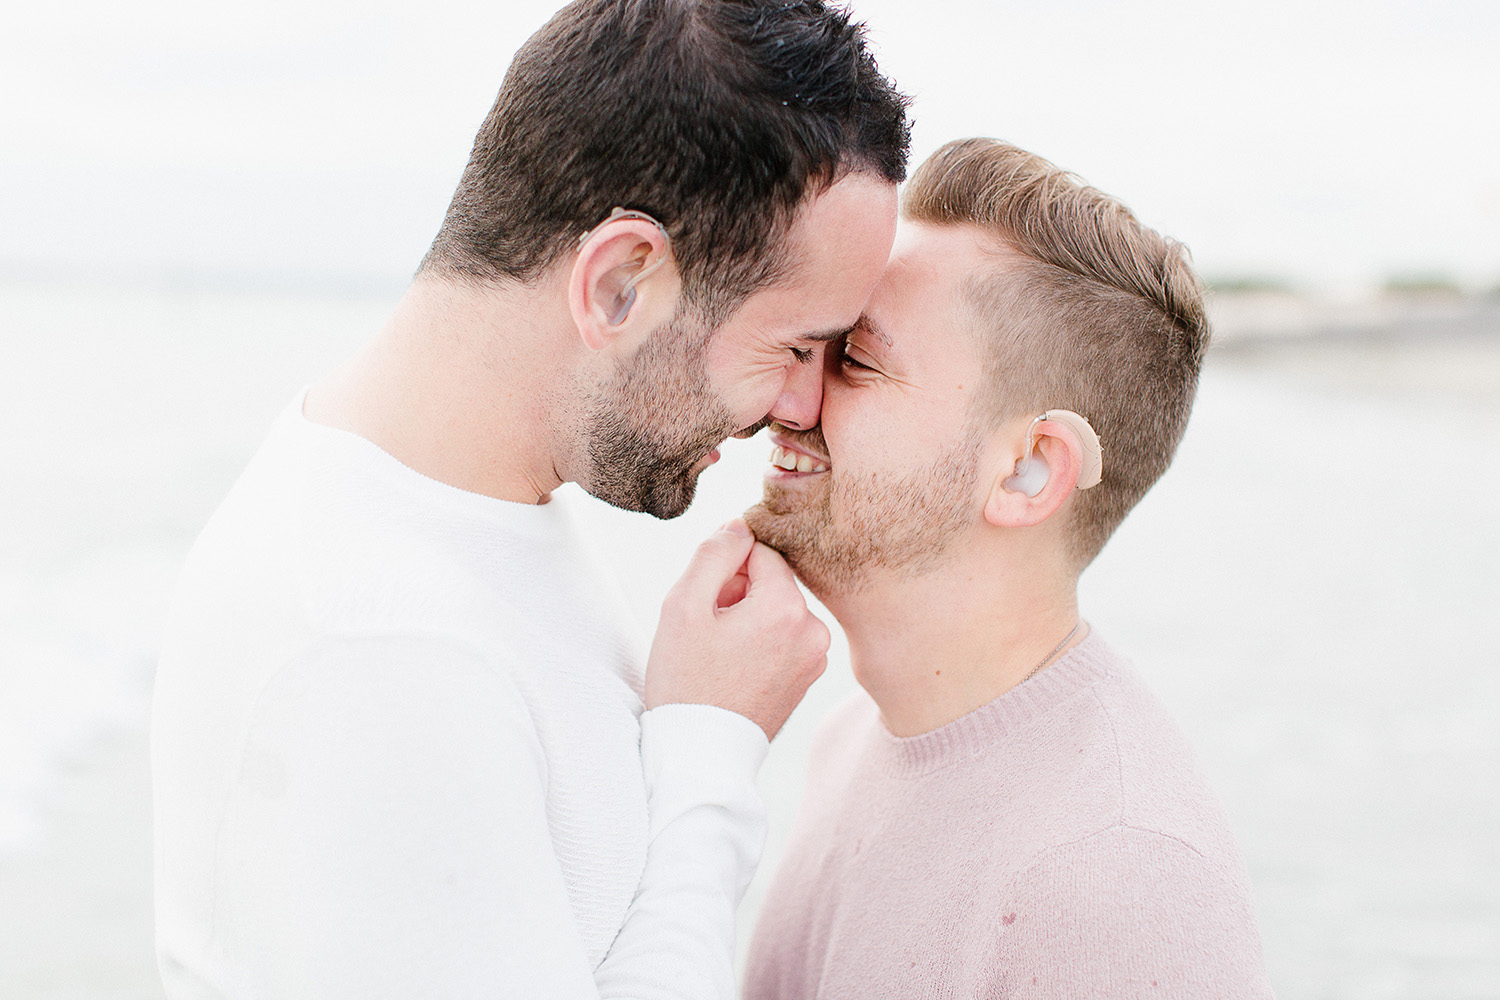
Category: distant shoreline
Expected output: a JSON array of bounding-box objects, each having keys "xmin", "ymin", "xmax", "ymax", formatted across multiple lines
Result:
[
  {"xmin": 1208, "ymin": 290, "xmax": 1500, "ymax": 348},
  {"xmin": 2, "ymin": 268, "xmax": 1497, "ymax": 350}
]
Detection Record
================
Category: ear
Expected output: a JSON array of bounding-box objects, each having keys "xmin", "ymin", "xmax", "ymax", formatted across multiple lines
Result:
[
  {"xmin": 568, "ymin": 218, "xmax": 678, "ymax": 352},
  {"xmin": 982, "ymin": 417, "xmax": 1086, "ymax": 528}
]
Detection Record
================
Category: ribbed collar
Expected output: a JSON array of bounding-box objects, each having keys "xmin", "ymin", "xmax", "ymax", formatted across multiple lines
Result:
[{"xmin": 869, "ymin": 630, "xmax": 1117, "ymax": 779}]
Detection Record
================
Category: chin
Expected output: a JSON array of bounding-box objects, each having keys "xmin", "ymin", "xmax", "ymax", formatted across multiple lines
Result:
[
  {"xmin": 588, "ymin": 464, "xmax": 699, "ymax": 520},
  {"xmin": 642, "ymin": 474, "xmax": 699, "ymax": 520},
  {"xmin": 743, "ymin": 485, "xmax": 811, "ymax": 552},
  {"xmin": 744, "ymin": 496, "xmax": 860, "ymax": 601}
]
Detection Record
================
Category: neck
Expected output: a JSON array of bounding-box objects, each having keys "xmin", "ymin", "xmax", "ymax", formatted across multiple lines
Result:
[
  {"xmin": 821, "ymin": 547, "xmax": 1083, "ymax": 737},
  {"xmin": 304, "ymin": 275, "xmax": 573, "ymax": 504}
]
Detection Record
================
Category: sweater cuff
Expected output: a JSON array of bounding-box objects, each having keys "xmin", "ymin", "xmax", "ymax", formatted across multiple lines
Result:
[{"xmin": 639, "ymin": 703, "xmax": 770, "ymax": 839}]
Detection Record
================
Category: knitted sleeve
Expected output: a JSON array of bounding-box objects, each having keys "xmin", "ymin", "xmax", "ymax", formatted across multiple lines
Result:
[
  {"xmin": 595, "ymin": 702, "xmax": 770, "ymax": 1000},
  {"xmin": 995, "ymin": 825, "xmax": 1275, "ymax": 999}
]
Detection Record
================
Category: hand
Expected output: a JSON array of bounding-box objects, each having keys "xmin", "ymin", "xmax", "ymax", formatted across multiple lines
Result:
[{"xmin": 645, "ymin": 519, "xmax": 830, "ymax": 741}]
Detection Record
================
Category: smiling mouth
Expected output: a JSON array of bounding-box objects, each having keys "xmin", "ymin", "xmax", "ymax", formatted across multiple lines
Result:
[{"xmin": 769, "ymin": 444, "xmax": 830, "ymax": 474}]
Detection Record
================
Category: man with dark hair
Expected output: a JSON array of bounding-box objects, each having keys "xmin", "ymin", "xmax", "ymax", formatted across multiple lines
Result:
[
  {"xmin": 742, "ymin": 139, "xmax": 1273, "ymax": 997},
  {"xmin": 151, "ymin": 1, "xmax": 909, "ymax": 996}
]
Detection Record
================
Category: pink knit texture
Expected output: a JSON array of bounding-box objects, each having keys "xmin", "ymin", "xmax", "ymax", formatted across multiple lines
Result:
[{"xmin": 744, "ymin": 631, "xmax": 1274, "ymax": 999}]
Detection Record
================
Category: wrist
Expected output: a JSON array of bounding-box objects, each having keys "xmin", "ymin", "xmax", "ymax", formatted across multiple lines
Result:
[{"xmin": 639, "ymin": 703, "xmax": 769, "ymax": 837}]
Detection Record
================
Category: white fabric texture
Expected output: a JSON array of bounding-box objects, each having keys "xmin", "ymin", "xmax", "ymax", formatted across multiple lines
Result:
[{"xmin": 152, "ymin": 397, "xmax": 769, "ymax": 999}]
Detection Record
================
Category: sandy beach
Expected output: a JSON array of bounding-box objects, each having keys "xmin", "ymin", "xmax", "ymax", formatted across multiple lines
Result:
[{"xmin": 2, "ymin": 283, "xmax": 1497, "ymax": 996}]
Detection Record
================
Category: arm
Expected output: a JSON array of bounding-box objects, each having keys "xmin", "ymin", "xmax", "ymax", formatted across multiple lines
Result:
[
  {"xmin": 222, "ymin": 638, "xmax": 768, "ymax": 999},
  {"xmin": 596, "ymin": 520, "xmax": 831, "ymax": 998},
  {"xmin": 999, "ymin": 827, "xmax": 1275, "ymax": 999},
  {"xmin": 218, "ymin": 523, "xmax": 822, "ymax": 999},
  {"xmin": 218, "ymin": 635, "xmax": 605, "ymax": 998},
  {"xmin": 593, "ymin": 703, "xmax": 769, "ymax": 1000}
]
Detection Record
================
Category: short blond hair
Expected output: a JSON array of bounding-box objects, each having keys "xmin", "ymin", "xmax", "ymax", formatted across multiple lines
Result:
[{"xmin": 902, "ymin": 138, "xmax": 1208, "ymax": 567}]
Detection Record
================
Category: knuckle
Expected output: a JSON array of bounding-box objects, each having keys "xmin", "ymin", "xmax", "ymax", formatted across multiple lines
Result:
[
  {"xmin": 697, "ymin": 533, "xmax": 730, "ymax": 557},
  {"xmin": 810, "ymin": 620, "xmax": 832, "ymax": 652},
  {"xmin": 698, "ymin": 532, "xmax": 740, "ymax": 562},
  {"xmin": 803, "ymin": 652, "xmax": 828, "ymax": 683},
  {"xmin": 774, "ymin": 600, "xmax": 805, "ymax": 630}
]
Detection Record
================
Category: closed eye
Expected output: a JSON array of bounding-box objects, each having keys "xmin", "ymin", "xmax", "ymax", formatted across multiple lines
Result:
[
  {"xmin": 838, "ymin": 341, "xmax": 876, "ymax": 372},
  {"xmin": 790, "ymin": 345, "xmax": 815, "ymax": 364}
]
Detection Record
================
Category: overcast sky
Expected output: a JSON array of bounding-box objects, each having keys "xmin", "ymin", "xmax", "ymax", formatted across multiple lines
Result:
[{"xmin": 3, "ymin": 0, "xmax": 1497, "ymax": 291}]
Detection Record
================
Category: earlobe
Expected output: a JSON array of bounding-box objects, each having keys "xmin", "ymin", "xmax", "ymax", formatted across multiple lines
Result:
[{"xmin": 983, "ymin": 463, "xmax": 1032, "ymax": 527}]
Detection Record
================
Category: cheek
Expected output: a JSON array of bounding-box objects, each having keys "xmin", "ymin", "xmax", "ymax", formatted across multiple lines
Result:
[
  {"xmin": 713, "ymin": 370, "xmax": 786, "ymax": 426},
  {"xmin": 824, "ymin": 385, "xmax": 956, "ymax": 477},
  {"xmin": 705, "ymin": 343, "xmax": 794, "ymax": 417},
  {"xmin": 821, "ymin": 391, "xmax": 882, "ymax": 465}
]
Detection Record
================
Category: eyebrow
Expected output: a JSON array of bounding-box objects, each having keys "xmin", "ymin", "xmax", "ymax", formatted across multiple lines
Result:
[
  {"xmin": 799, "ymin": 326, "xmax": 853, "ymax": 344},
  {"xmin": 848, "ymin": 314, "xmax": 891, "ymax": 346}
]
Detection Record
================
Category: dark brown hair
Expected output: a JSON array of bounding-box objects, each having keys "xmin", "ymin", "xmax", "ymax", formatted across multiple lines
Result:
[
  {"xmin": 421, "ymin": 0, "xmax": 910, "ymax": 324},
  {"xmin": 902, "ymin": 138, "xmax": 1209, "ymax": 567}
]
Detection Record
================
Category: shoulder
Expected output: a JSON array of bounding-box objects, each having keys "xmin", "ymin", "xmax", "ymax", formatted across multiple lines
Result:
[
  {"xmin": 996, "ymin": 825, "xmax": 1272, "ymax": 997},
  {"xmin": 1020, "ymin": 823, "xmax": 1252, "ymax": 915},
  {"xmin": 1083, "ymin": 646, "xmax": 1250, "ymax": 864},
  {"xmin": 972, "ymin": 637, "xmax": 1249, "ymax": 880}
]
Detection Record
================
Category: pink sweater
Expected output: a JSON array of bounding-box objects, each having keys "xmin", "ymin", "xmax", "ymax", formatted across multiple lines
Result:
[{"xmin": 744, "ymin": 631, "xmax": 1274, "ymax": 999}]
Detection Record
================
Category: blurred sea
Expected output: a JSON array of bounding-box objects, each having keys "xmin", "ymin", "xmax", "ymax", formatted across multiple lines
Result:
[{"xmin": 1, "ymin": 279, "xmax": 1497, "ymax": 998}]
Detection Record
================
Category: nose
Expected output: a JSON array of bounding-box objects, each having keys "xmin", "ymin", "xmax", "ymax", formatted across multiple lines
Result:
[{"xmin": 768, "ymin": 352, "xmax": 825, "ymax": 430}]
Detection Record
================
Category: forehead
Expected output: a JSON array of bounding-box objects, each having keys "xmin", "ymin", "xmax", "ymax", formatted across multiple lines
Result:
[
  {"xmin": 725, "ymin": 172, "xmax": 898, "ymax": 340},
  {"xmin": 862, "ymin": 221, "xmax": 999, "ymax": 367}
]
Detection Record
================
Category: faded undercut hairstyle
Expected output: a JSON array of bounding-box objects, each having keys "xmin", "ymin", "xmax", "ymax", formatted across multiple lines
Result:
[
  {"xmin": 421, "ymin": 0, "xmax": 910, "ymax": 326},
  {"xmin": 902, "ymin": 138, "xmax": 1209, "ymax": 568}
]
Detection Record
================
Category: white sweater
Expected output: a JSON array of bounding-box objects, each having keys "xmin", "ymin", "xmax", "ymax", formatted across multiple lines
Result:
[{"xmin": 152, "ymin": 397, "xmax": 769, "ymax": 999}]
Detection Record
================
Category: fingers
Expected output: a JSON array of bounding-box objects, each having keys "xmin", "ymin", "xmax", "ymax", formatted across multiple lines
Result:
[
  {"xmin": 715, "ymin": 566, "xmax": 750, "ymax": 609},
  {"xmin": 647, "ymin": 526, "xmax": 832, "ymax": 739},
  {"xmin": 744, "ymin": 540, "xmax": 800, "ymax": 597},
  {"xmin": 807, "ymin": 614, "xmax": 832, "ymax": 658},
  {"xmin": 744, "ymin": 542, "xmax": 829, "ymax": 662},
  {"xmin": 670, "ymin": 519, "xmax": 755, "ymax": 611}
]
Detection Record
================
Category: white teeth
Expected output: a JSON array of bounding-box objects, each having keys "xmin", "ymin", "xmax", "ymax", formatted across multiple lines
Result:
[{"xmin": 769, "ymin": 445, "xmax": 829, "ymax": 474}]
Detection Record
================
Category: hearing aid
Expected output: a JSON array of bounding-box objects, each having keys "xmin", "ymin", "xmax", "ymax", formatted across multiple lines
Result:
[
  {"xmin": 1001, "ymin": 410, "xmax": 1104, "ymax": 497},
  {"xmin": 578, "ymin": 207, "xmax": 673, "ymax": 325}
]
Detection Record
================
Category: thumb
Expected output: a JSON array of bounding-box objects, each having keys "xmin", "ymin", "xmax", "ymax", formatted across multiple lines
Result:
[
  {"xmin": 743, "ymin": 540, "xmax": 801, "ymax": 599},
  {"xmin": 673, "ymin": 519, "xmax": 756, "ymax": 608}
]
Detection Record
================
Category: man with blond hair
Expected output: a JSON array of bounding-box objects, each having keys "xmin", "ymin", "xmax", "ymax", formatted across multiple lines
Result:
[{"xmin": 741, "ymin": 138, "xmax": 1273, "ymax": 998}]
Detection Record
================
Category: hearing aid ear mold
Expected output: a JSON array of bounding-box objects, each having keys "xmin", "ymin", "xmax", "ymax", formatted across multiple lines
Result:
[{"xmin": 579, "ymin": 207, "xmax": 674, "ymax": 326}]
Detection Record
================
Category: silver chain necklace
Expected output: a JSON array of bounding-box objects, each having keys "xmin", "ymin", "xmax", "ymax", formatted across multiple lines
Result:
[{"xmin": 1018, "ymin": 622, "xmax": 1081, "ymax": 686}]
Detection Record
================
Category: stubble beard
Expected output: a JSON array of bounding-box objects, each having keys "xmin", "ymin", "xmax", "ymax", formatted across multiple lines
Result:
[
  {"xmin": 745, "ymin": 432, "xmax": 983, "ymax": 598},
  {"xmin": 582, "ymin": 314, "xmax": 738, "ymax": 520}
]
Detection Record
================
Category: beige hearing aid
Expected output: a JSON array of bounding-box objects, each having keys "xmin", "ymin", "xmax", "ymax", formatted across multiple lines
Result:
[{"xmin": 1001, "ymin": 410, "xmax": 1104, "ymax": 497}]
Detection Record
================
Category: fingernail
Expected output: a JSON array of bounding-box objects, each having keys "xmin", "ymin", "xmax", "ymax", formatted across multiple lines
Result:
[{"xmin": 719, "ymin": 518, "xmax": 752, "ymax": 538}]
